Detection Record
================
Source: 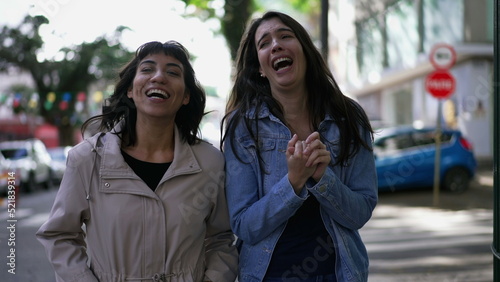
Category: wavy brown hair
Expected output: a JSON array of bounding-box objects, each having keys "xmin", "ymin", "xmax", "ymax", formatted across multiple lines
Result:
[
  {"xmin": 82, "ymin": 41, "xmax": 206, "ymax": 145},
  {"xmin": 221, "ymin": 11, "xmax": 373, "ymax": 166}
]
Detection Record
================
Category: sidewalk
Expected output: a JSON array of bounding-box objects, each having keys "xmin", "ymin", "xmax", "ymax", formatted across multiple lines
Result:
[
  {"xmin": 364, "ymin": 160, "xmax": 495, "ymax": 282},
  {"xmin": 475, "ymin": 159, "xmax": 494, "ymax": 189}
]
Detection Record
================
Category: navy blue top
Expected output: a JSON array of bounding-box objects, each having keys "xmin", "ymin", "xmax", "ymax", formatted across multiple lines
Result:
[{"xmin": 265, "ymin": 194, "xmax": 336, "ymax": 279}]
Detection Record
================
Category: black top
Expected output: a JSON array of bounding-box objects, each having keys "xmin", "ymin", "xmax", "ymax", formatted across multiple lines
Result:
[
  {"xmin": 264, "ymin": 194, "xmax": 336, "ymax": 279},
  {"xmin": 121, "ymin": 150, "xmax": 171, "ymax": 190}
]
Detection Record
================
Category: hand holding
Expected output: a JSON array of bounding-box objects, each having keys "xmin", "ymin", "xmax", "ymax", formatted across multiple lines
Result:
[
  {"xmin": 286, "ymin": 134, "xmax": 316, "ymax": 194},
  {"xmin": 303, "ymin": 132, "xmax": 331, "ymax": 182}
]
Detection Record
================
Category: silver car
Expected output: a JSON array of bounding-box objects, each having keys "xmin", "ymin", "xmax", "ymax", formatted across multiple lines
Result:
[{"xmin": 0, "ymin": 139, "xmax": 52, "ymax": 193}]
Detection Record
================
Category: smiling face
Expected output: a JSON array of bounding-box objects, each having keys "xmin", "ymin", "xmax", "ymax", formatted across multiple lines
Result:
[
  {"xmin": 255, "ymin": 17, "xmax": 307, "ymax": 94},
  {"xmin": 127, "ymin": 52, "xmax": 190, "ymax": 122}
]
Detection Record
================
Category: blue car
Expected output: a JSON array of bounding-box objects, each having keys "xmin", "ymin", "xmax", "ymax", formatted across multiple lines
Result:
[{"xmin": 373, "ymin": 126, "xmax": 477, "ymax": 193}]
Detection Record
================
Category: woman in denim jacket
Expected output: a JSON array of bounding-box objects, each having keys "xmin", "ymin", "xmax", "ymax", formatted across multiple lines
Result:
[{"xmin": 221, "ymin": 11, "xmax": 378, "ymax": 282}]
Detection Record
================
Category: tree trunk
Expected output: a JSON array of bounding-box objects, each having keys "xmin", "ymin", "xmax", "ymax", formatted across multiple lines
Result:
[{"xmin": 222, "ymin": 0, "xmax": 252, "ymax": 62}]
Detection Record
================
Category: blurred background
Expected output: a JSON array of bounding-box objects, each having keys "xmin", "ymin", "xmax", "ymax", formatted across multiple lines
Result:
[
  {"xmin": 0, "ymin": 1, "xmax": 495, "ymax": 281},
  {"xmin": 0, "ymin": 0, "xmax": 494, "ymax": 162}
]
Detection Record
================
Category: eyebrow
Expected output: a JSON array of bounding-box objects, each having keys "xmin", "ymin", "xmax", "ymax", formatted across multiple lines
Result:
[
  {"xmin": 257, "ymin": 27, "xmax": 294, "ymax": 46},
  {"xmin": 139, "ymin": 60, "xmax": 183, "ymax": 70}
]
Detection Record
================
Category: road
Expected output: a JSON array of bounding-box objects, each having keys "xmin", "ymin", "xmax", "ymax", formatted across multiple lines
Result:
[
  {"xmin": 0, "ymin": 165, "xmax": 495, "ymax": 282},
  {"xmin": 0, "ymin": 187, "xmax": 57, "ymax": 282},
  {"xmin": 363, "ymin": 165, "xmax": 494, "ymax": 282}
]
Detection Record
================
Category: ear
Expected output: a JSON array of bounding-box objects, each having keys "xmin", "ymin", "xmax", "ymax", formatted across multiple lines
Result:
[
  {"xmin": 259, "ymin": 66, "xmax": 264, "ymax": 77},
  {"xmin": 182, "ymin": 91, "xmax": 190, "ymax": 105},
  {"xmin": 127, "ymin": 88, "xmax": 133, "ymax": 99}
]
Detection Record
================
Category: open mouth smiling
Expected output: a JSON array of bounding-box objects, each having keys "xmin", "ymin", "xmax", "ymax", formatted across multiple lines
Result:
[
  {"xmin": 146, "ymin": 89, "xmax": 170, "ymax": 99},
  {"xmin": 272, "ymin": 57, "xmax": 293, "ymax": 72}
]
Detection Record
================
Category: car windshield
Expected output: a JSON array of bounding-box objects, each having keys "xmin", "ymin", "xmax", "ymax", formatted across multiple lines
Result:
[
  {"xmin": 1, "ymin": 148, "xmax": 28, "ymax": 160},
  {"xmin": 48, "ymin": 149, "xmax": 67, "ymax": 161},
  {"xmin": 374, "ymin": 129, "xmax": 455, "ymax": 156}
]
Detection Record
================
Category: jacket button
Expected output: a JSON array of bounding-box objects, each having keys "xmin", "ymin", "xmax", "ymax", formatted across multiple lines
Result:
[
  {"xmin": 104, "ymin": 182, "xmax": 110, "ymax": 188},
  {"xmin": 319, "ymin": 185, "xmax": 327, "ymax": 193}
]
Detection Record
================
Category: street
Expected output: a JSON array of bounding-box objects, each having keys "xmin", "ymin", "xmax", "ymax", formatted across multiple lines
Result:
[
  {"xmin": 0, "ymin": 165, "xmax": 494, "ymax": 282},
  {"xmin": 0, "ymin": 187, "xmax": 57, "ymax": 282},
  {"xmin": 363, "ymin": 165, "xmax": 494, "ymax": 282}
]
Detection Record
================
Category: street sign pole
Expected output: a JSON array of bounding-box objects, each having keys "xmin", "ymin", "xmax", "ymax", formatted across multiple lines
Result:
[
  {"xmin": 433, "ymin": 100, "xmax": 442, "ymax": 206},
  {"xmin": 427, "ymin": 43, "xmax": 456, "ymax": 207}
]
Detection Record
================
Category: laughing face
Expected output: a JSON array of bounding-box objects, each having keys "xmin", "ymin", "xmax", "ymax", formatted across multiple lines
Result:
[
  {"xmin": 255, "ymin": 17, "xmax": 307, "ymax": 93},
  {"xmin": 127, "ymin": 53, "xmax": 190, "ymax": 121}
]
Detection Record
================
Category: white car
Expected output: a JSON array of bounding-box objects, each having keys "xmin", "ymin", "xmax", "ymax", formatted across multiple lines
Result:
[
  {"xmin": 47, "ymin": 146, "xmax": 71, "ymax": 183},
  {"xmin": 0, "ymin": 154, "xmax": 20, "ymax": 197},
  {"xmin": 0, "ymin": 139, "xmax": 52, "ymax": 193}
]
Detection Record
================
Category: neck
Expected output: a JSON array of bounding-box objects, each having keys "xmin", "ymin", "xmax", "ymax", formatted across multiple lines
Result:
[
  {"xmin": 123, "ymin": 117, "xmax": 176, "ymax": 163},
  {"xmin": 271, "ymin": 88, "xmax": 312, "ymax": 139}
]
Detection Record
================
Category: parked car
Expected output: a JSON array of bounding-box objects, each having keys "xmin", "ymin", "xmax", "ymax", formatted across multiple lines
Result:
[
  {"xmin": 47, "ymin": 146, "xmax": 71, "ymax": 183},
  {"xmin": 373, "ymin": 126, "xmax": 477, "ymax": 193},
  {"xmin": 0, "ymin": 139, "xmax": 53, "ymax": 193},
  {"xmin": 0, "ymin": 154, "xmax": 20, "ymax": 197}
]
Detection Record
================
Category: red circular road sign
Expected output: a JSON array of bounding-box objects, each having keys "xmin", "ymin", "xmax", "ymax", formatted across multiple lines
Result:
[{"xmin": 425, "ymin": 70, "xmax": 456, "ymax": 99}]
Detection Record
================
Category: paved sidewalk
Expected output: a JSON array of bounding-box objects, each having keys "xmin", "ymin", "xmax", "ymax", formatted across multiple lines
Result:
[{"xmin": 362, "ymin": 159, "xmax": 495, "ymax": 282}]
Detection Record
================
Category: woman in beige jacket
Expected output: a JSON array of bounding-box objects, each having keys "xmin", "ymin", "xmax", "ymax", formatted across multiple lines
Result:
[{"xmin": 36, "ymin": 41, "xmax": 238, "ymax": 282}]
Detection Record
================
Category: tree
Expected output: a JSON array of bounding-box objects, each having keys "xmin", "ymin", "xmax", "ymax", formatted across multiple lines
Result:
[
  {"xmin": 180, "ymin": 0, "xmax": 254, "ymax": 62},
  {"xmin": 0, "ymin": 15, "xmax": 133, "ymax": 145},
  {"xmin": 180, "ymin": 0, "xmax": 321, "ymax": 63}
]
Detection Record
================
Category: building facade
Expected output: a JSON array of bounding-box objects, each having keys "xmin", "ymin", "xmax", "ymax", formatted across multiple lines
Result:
[{"xmin": 329, "ymin": 0, "xmax": 494, "ymax": 161}]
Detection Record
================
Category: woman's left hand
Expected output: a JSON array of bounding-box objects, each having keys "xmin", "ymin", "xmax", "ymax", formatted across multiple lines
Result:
[{"xmin": 303, "ymin": 132, "xmax": 331, "ymax": 182}]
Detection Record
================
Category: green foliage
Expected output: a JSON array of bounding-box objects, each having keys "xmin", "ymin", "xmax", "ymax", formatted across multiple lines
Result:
[
  {"xmin": 181, "ymin": 0, "xmax": 217, "ymax": 20},
  {"xmin": 0, "ymin": 15, "xmax": 134, "ymax": 144},
  {"xmin": 287, "ymin": 0, "xmax": 320, "ymax": 13},
  {"xmin": 0, "ymin": 16, "xmax": 46, "ymax": 72},
  {"xmin": 178, "ymin": 0, "xmax": 321, "ymax": 62},
  {"xmin": 180, "ymin": 0, "xmax": 256, "ymax": 61}
]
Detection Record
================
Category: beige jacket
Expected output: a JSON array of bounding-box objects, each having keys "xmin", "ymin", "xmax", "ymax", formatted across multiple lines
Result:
[{"xmin": 36, "ymin": 123, "xmax": 238, "ymax": 282}]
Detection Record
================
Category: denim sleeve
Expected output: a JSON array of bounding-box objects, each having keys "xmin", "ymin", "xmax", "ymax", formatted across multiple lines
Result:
[
  {"xmin": 224, "ymin": 134, "xmax": 307, "ymax": 245},
  {"xmin": 307, "ymin": 129, "xmax": 378, "ymax": 230}
]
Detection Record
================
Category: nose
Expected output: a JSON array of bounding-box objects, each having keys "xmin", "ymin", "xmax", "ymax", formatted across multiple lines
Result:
[
  {"xmin": 271, "ymin": 39, "xmax": 283, "ymax": 53},
  {"xmin": 151, "ymin": 70, "xmax": 167, "ymax": 84}
]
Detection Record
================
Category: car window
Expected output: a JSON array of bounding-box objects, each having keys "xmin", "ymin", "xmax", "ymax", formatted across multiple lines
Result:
[
  {"xmin": 48, "ymin": 149, "xmax": 66, "ymax": 161},
  {"xmin": 374, "ymin": 129, "xmax": 456, "ymax": 157},
  {"xmin": 1, "ymin": 148, "xmax": 28, "ymax": 160},
  {"xmin": 412, "ymin": 131, "xmax": 453, "ymax": 146},
  {"xmin": 412, "ymin": 132, "xmax": 435, "ymax": 146},
  {"xmin": 394, "ymin": 134, "xmax": 414, "ymax": 150},
  {"xmin": 441, "ymin": 133, "xmax": 453, "ymax": 143},
  {"xmin": 374, "ymin": 133, "xmax": 414, "ymax": 155}
]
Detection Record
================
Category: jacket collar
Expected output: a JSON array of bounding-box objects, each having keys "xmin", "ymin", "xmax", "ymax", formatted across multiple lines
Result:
[
  {"xmin": 89, "ymin": 120, "xmax": 201, "ymax": 181},
  {"xmin": 244, "ymin": 102, "xmax": 335, "ymax": 122},
  {"xmin": 245, "ymin": 103, "xmax": 270, "ymax": 119}
]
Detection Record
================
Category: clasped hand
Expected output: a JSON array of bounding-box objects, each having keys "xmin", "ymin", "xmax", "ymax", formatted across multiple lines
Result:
[{"xmin": 286, "ymin": 132, "xmax": 331, "ymax": 194}]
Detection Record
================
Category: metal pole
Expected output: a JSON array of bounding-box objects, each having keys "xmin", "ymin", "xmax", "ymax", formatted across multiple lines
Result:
[
  {"xmin": 492, "ymin": 0, "xmax": 500, "ymax": 279},
  {"xmin": 433, "ymin": 100, "xmax": 442, "ymax": 206}
]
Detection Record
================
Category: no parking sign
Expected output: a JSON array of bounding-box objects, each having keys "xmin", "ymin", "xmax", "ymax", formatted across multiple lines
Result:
[
  {"xmin": 426, "ymin": 43, "xmax": 457, "ymax": 100},
  {"xmin": 427, "ymin": 43, "xmax": 457, "ymax": 206}
]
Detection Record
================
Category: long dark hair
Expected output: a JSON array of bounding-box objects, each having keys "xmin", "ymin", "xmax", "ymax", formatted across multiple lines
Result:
[
  {"xmin": 82, "ymin": 41, "xmax": 206, "ymax": 145},
  {"xmin": 221, "ymin": 11, "xmax": 373, "ymax": 166}
]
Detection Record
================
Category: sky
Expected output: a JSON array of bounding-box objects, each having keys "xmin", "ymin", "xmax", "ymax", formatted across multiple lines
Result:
[{"xmin": 0, "ymin": 0, "xmax": 232, "ymax": 94}]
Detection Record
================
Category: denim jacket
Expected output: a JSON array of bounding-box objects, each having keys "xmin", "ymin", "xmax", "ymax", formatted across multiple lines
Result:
[{"xmin": 223, "ymin": 103, "xmax": 378, "ymax": 282}]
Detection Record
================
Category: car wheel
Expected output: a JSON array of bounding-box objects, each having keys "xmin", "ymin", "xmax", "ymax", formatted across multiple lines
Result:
[
  {"xmin": 22, "ymin": 172, "xmax": 36, "ymax": 193},
  {"xmin": 43, "ymin": 176, "xmax": 53, "ymax": 190},
  {"xmin": 42, "ymin": 169, "xmax": 53, "ymax": 190},
  {"xmin": 442, "ymin": 167, "xmax": 470, "ymax": 193}
]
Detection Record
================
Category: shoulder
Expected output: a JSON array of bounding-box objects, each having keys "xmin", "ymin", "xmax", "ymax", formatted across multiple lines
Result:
[
  {"xmin": 191, "ymin": 140, "xmax": 224, "ymax": 167},
  {"xmin": 66, "ymin": 132, "xmax": 107, "ymax": 167}
]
